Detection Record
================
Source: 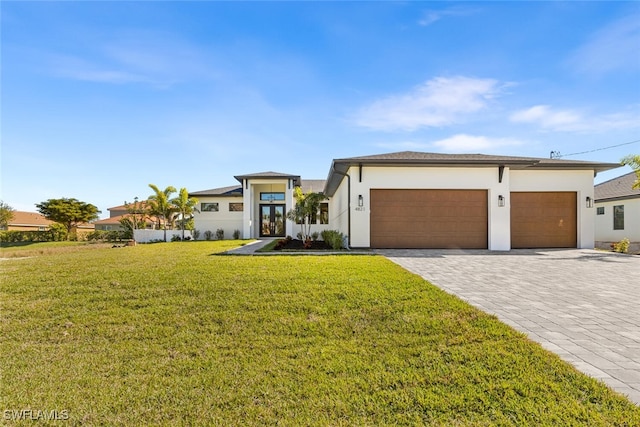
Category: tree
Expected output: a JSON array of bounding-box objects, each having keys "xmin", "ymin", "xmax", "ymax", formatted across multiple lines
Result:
[
  {"xmin": 621, "ymin": 154, "xmax": 640, "ymax": 189},
  {"xmin": 36, "ymin": 198, "xmax": 100, "ymax": 236},
  {"xmin": 147, "ymin": 184, "xmax": 177, "ymax": 242},
  {"xmin": 171, "ymin": 188, "xmax": 199, "ymax": 241},
  {"xmin": 286, "ymin": 188, "xmax": 327, "ymax": 243},
  {"xmin": 0, "ymin": 201, "xmax": 15, "ymax": 230}
]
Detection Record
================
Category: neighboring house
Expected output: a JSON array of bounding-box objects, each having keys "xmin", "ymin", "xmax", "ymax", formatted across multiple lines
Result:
[
  {"xmin": 190, "ymin": 151, "xmax": 619, "ymax": 250},
  {"xmin": 594, "ymin": 171, "xmax": 640, "ymax": 252},
  {"xmin": 6, "ymin": 211, "xmax": 54, "ymax": 231},
  {"xmin": 94, "ymin": 202, "xmax": 160, "ymax": 231},
  {"xmin": 5, "ymin": 211, "xmax": 94, "ymax": 235}
]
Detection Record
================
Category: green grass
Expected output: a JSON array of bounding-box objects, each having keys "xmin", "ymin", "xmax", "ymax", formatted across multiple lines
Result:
[{"xmin": 1, "ymin": 242, "xmax": 638, "ymax": 425}]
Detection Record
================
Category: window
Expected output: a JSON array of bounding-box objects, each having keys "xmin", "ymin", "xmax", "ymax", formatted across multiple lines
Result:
[
  {"xmin": 260, "ymin": 192, "xmax": 285, "ymax": 202},
  {"xmin": 596, "ymin": 206, "xmax": 604, "ymax": 215},
  {"xmin": 613, "ymin": 205, "xmax": 624, "ymax": 230},
  {"xmin": 319, "ymin": 203, "xmax": 329, "ymax": 224},
  {"xmin": 201, "ymin": 202, "xmax": 219, "ymax": 212},
  {"xmin": 229, "ymin": 203, "xmax": 243, "ymax": 212}
]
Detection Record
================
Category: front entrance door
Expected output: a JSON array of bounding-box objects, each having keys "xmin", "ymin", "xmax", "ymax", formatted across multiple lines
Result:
[{"xmin": 260, "ymin": 204, "xmax": 285, "ymax": 237}]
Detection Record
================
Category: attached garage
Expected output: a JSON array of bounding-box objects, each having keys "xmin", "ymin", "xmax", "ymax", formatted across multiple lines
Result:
[
  {"xmin": 510, "ymin": 192, "xmax": 577, "ymax": 248},
  {"xmin": 370, "ymin": 189, "xmax": 488, "ymax": 249}
]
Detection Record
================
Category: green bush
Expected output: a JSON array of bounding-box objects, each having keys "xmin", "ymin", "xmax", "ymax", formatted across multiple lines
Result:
[
  {"xmin": 320, "ymin": 230, "xmax": 345, "ymax": 250},
  {"xmin": 192, "ymin": 229, "xmax": 201, "ymax": 240},
  {"xmin": 204, "ymin": 230, "xmax": 214, "ymax": 241},
  {"xmin": 0, "ymin": 228, "xmax": 67, "ymax": 243},
  {"xmin": 216, "ymin": 229, "xmax": 224, "ymax": 240},
  {"xmin": 86, "ymin": 230, "xmax": 127, "ymax": 242},
  {"xmin": 233, "ymin": 229, "xmax": 241, "ymax": 240}
]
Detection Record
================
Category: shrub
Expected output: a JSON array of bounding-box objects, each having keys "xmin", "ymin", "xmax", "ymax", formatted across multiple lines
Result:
[
  {"xmin": 321, "ymin": 230, "xmax": 345, "ymax": 250},
  {"xmin": 296, "ymin": 232, "xmax": 304, "ymax": 240},
  {"xmin": 216, "ymin": 229, "xmax": 224, "ymax": 240},
  {"xmin": 86, "ymin": 230, "xmax": 127, "ymax": 242},
  {"xmin": 233, "ymin": 229, "xmax": 241, "ymax": 240},
  {"xmin": 311, "ymin": 231, "xmax": 319, "ymax": 241},
  {"xmin": 613, "ymin": 238, "xmax": 630, "ymax": 253},
  {"xmin": 192, "ymin": 229, "xmax": 201, "ymax": 240},
  {"xmin": 171, "ymin": 235, "xmax": 182, "ymax": 242},
  {"xmin": 204, "ymin": 230, "xmax": 214, "ymax": 241}
]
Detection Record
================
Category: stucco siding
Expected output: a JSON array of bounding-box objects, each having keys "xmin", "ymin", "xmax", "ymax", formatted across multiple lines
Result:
[{"xmin": 595, "ymin": 198, "xmax": 640, "ymax": 244}]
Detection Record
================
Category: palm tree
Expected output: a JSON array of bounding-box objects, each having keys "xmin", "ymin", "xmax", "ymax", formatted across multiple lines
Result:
[
  {"xmin": 148, "ymin": 184, "xmax": 177, "ymax": 242},
  {"xmin": 171, "ymin": 188, "xmax": 199, "ymax": 240}
]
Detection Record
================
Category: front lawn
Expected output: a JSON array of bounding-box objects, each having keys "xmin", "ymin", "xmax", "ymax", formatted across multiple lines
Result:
[{"xmin": 1, "ymin": 242, "xmax": 638, "ymax": 425}]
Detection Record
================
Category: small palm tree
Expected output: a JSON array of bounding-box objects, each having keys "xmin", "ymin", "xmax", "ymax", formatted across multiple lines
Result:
[
  {"xmin": 622, "ymin": 155, "xmax": 640, "ymax": 189},
  {"xmin": 171, "ymin": 188, "xmax": 199, "ymax": 241},
  {"xmin": 148, "ymin": 184, "xmax": 177, "ymax": 242}
]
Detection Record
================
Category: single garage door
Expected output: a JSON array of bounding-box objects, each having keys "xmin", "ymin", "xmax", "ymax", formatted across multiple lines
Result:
[
  {"xmin": 511, "ymin": 192, "xmax": 577, "ymax": 248},
  {"xmin": 370, "ymin": 189, "xmax": 488, "ymax": 249}
]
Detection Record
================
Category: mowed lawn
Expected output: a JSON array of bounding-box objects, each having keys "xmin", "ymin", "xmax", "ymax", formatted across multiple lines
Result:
[{"xmin": 1, "ymin": 242, "xmax": 638, "ymax": 425}]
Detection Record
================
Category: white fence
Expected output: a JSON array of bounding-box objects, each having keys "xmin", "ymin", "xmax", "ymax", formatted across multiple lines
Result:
[{"xmin": 134, "ymin": 229, "xmax": 193, "ymax": 243}]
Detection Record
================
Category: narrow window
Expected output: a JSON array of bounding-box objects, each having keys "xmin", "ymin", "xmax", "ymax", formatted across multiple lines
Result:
[
  {"xmin": 319, "ymin": 203, "xmax": 329, "ymax": 224},
  {"xmin": 229, "ymin": 203, "xmax": 243, "ymax": 212},
  {"xmin": 613, "ymin": 205, "xmax": 624, "ymax": 230},
  {"xmin": 596, "ymin": 206, "xmax": 604, "ymax": 215}
]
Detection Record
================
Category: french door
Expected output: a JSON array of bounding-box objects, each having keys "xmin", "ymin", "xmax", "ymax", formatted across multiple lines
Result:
[{"xmin": 260, "ymin": 204, "xmax": 285, "ymax": 237}]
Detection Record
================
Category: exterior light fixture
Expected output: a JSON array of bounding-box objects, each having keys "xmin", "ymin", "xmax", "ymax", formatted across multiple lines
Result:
[
  {"xmin": 358, "ymin": 195, "xmax": 364, "ymax": 207},
  {"xmin": 498, "ymin": 195, "xmax": 505, "ymax": 207},
  {"xmin": 586, "ymin": 196, "xmax": 593, "ymax": 208}
]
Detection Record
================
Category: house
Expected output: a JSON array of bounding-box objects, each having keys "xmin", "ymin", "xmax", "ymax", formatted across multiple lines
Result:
[
  {"xmin": 94, "ymin": 202, "xmax": 161, "ymax": 231},
  {"xmin": 6, "ymin": 211, "xmax": 54, "ymax": 231},
  {"xmin": 191, "ymin": 151, "xmax": 620, "ymax": 250},
  {"xmin": 594, "ymin": 171, "xmax": 640, "ymax": 252},
  {"xmin": 5, "ymin": 211, "xmax": 94, "ymax": 236}
]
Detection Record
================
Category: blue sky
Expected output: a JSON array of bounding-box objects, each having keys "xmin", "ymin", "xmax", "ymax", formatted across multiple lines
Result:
[{"xmin": 2, "ymin": 1, "xmax": 639, "ymax": 217}]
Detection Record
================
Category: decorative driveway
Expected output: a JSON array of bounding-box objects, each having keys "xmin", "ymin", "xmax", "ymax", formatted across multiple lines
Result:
[{"xmin": 379, "ymin": 249, "xmax": 640, "ymax": 405}]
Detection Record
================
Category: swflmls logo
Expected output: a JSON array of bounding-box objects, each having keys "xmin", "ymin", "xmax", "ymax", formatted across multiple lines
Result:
[{"xmin": 3, "ymin": 409, "xmax": 69, "ymax": 421}]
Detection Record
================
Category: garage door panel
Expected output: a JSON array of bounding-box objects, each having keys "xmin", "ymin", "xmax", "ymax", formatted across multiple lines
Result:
[
  {"xmin": 370, "ymin": 189, "xmax": 487, "ymax": 249},
  {"xmin": 511, "ymin": 192, "xmax": 576, "ymax": 249}
]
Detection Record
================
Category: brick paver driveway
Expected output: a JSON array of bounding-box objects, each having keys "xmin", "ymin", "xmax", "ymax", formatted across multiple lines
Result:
[{"xmin": 379, "ymin": 249, "xmax": 640, "ymax": 405}]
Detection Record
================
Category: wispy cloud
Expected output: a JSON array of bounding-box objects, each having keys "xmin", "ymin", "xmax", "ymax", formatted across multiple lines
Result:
[
  {"xmin": 49, "ymin": 32, "xmax": 214, "ymax": 87},
  {"xmin": 510, "ymin": 104, "xmax": 640, "ymax": 132},
  {"xmin": 418, "ymin": 7, "xmax": 478, "ymax": 27},
  {"xmin": 354, "ymin": 76, "xmax": 507, "ymax": 132},
  {"xmin": 567, "ymin": 13, "xmax": 640, "ymax": 75},
  {"xmin": 375, "ymin": 134, "xmax": 524, "ymax": 153}
]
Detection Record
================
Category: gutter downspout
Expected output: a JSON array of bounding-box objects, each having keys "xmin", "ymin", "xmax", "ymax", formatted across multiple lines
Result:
[{"xmin": 332, "ymin": 168, "xmax": 351, "ymax": 248}]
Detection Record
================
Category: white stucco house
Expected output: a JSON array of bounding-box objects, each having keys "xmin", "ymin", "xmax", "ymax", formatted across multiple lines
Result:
[
  {"xmin": 594, "ymin": 171, "xmax": 640, "ymax": 252},
  {"xmin": 190, "ymin": 151, "xmax": 619, "ymax": 251}
]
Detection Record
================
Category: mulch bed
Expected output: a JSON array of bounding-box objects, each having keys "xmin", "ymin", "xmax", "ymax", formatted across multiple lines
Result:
[{"xmin": 273, "ymin": 239, "xmax": 333, "ymax": 251}]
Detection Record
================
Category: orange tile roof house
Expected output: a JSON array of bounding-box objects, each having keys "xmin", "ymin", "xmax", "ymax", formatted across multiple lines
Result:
[
  {"xmin": 94, "ymin": 202, "xmax": 163, "ymax": 231},
  {"xmin": 6, "ymin": 211, "xmax": 54, "ymax": 231}
]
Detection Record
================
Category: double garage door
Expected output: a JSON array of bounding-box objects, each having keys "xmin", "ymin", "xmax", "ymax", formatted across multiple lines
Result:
[{"xmin": 370, "ymin": 189, "xmax": 576, "ymax": 249}]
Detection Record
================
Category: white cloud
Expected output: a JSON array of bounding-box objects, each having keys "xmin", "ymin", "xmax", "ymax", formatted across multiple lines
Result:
[
  {"xmin": 510, "ymin": 104, "xmax": 640, "ymax": 132},
  {"xmin": 418, "ymin": 7, "xmax": 478, "ymax": 26},
  {"xmin": 354, "ymin": 76, "xmax": 506, "ymax": 132},
  {"xmin": 431, "ymin": 134, "xmax": 524, "ymax": 152},
  {"xmin": 568, "ymin": 13, "xmax": 640, "ymax": 75}
]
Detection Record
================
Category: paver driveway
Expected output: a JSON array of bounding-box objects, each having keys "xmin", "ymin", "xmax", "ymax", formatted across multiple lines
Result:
[{"xmin": 379, "ymin": 249, "xmax": 640, "ymax": 405}]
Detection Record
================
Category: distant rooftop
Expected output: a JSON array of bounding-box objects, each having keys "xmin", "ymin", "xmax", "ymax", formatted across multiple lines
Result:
[{"xmin": 595, "ymin": 172, "xmax": 640, "ymax": 202}]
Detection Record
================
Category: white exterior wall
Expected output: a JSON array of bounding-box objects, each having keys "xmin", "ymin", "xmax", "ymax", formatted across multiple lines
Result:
[
  {"xmin": 194, "ymin": 196, "xmax": 243, "ymax": 239},
  {"xmin": 510, "ymin": 169, "xmax": 595, "ymax": 249},
  {"xmin": 330, "ymin": 176, "xmax": 350, "ymax": 242},
  {"xmin": 595, "ymin": 198, "xmax": 640, "ymax": 243},
  {"xmin": 344, "ymin": 166, "xmax": 511, "ymax": 250}
]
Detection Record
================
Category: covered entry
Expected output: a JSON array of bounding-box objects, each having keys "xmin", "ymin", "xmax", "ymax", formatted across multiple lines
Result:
[
  {"xmin": 370, "ymin": 189, "xmax": 488, "ymax": 249},
  {"xmin": 510, "ymin": 192, "xmax": 577, "ymax": 248}
]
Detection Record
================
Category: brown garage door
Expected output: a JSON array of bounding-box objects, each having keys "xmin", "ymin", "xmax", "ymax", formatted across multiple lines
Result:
[
  {"xmin": 511, "ymin": 192, "xmax": 577, "ymax": 248},
  {"xmin": 370, "ymin": 189, "xmax": 488, "ymax": 249}
]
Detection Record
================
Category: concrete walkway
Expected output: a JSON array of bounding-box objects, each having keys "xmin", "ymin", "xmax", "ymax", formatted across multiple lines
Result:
[{"xmin": 379, "ymin": 249, "xmax": 640, "ymax": 405}]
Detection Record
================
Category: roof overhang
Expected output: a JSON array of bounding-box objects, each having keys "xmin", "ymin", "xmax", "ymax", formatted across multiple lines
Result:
[{"xmin": 323, "ymin": 152, "xmax": 621, "ymax": 196}]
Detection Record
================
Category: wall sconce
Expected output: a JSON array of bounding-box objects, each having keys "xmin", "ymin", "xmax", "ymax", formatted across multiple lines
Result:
[
  {"xmin": 586, "ymin": 196, "xmax": 593, "ymax": 208},
  {"xmin": 498, "ymin": 195, "xmax": 505, "ymax": 207},
  {"xmin": 358, "ymin": 195, "xmax": 364, "ymax": 207}
]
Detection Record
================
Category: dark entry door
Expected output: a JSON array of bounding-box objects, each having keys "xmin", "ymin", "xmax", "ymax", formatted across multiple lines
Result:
[{"xmin": 260, "ymin": 204, "xmax": 285, "ymax": 237}]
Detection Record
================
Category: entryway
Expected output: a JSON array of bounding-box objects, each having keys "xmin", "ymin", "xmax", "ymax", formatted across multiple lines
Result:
[{"xmin": 260, "ymin": 204, "xmax": 285, "ymax": 237}]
